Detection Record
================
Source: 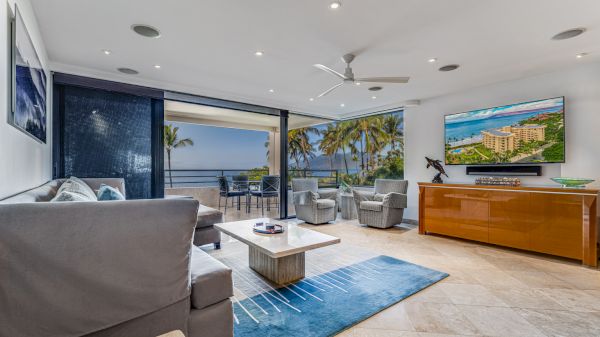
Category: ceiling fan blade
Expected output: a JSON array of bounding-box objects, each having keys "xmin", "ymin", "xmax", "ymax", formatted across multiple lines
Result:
[
  {"xmin": 317, "ymin": 82, "xmax": 344, "ymax": 97},
  {"xmin": 314, "ymin": 64, "xmax": 348, "ymax": 80},
  {"xmin": 355, "ymin": 76, "xmax": 410, "ymax": 83}
]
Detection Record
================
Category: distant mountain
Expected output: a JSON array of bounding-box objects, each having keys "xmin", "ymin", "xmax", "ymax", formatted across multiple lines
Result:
[{"xmin": 292, "ymin": 153, "xmax": 366, "ymax": 172}]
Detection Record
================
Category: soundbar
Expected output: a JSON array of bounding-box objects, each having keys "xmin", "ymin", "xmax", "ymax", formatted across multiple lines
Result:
[{"xmin": 466, "ymin": 165, "xmax": 542, "ymax": 176}]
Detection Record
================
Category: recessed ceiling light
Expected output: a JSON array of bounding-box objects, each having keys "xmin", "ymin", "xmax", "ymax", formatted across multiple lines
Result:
[
  {"xmin": 439, "ymin": 64, "xmax": 460, "ymax": 72},
  {"xmin": 428, "ymin": 57, "xmax": 437, "ymax": 63},
  {"xmin": 117, "ymin": 67, "xmax": 139, "ymax": 75},
  {"xmin": 330, "ymin": 2, "xmax": 341, "ymax": 9},
  {"xmin": 255, "ymin": 51, "xmax": 264, "ymax": 56},
  {"xmin": 355, "ymin": 82, "xmax": 361, "ymax": 86},
  {"xmin": 102, "ymin": 49, "xmax": 111, "ymax": 55},
  {"xmin": 154, "ymin": 64, "xmax": 161, "ymax": 69},
  {"xmin": 552, "ymin": 28, "xmax": 586, "ymax": 40},
  {"xmin": 268, "ymin": 89, "xmax": 275, "ymax": 93},
  {"xmin": 131, "ymin": 24, "xmax": 161, "ymax": 38},
  {"xmin": 368, "ymin": 86, "xmax": 382, "ymax": 91},
  {"xmin": 340, "ymin": 103, "xmax": 345, "ymax": 107},
  {"xmin": 309, "ymin": 98, "xmax": 314, "ymax": 101},
  {"xmin": 371, "ymin": 96, "xmax": 377, "ymax": 99},
  {"xmin": 576, "ymin": 53, "xmax": 588, "ymax": 59}
]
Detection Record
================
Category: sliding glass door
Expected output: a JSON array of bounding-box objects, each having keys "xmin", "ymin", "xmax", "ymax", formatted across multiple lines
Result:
[{"xmin": 286, "ymin": 110, "xmax": 404, "ymax": 218}]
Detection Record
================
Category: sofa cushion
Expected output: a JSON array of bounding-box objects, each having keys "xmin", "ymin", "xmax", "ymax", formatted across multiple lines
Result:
[
  {"xmin": 316, "ymin": 199, "xmax": 335, "ymax": 209},
  {"xmin": 97, "ymin": 184, "xmax": 126, "ymax": 201},
  {"xmin": 360, "ymin": 200, "xmax": 383, "ymax": 212},
  {"xmin": 57, "ymin": 177, "xmax": 98, "ymax": 201},
  {"xmin": 190, "ymin": 247, "xmax": 233, "ymax": 310},
  {"xmin": 196, "ymin": 205, "xmax": 223, "ymax": 229}
]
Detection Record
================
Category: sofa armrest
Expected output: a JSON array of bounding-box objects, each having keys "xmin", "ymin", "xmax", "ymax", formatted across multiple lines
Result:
[
  {"xmin": 293, "ymin": 190, "xmax": 318, "ymax": 206},
  {"xmin": 0, "ymin": 199, "xmax": 199, "ymax": 337},
  {"xmin": 382, "ymin": 192, "xmax": 408, "ymax": 209},
  {"xmin": 190, "ymin": 247, "xmax": 233, "ymax": 310}
]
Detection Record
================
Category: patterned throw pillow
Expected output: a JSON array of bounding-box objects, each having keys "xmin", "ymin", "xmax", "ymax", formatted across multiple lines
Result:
[
  {"xmin": 97, "ymin": 184, "xmax": 126, "ymax": 201},
  {"xmin": 51, "ymin": 191, "xmax": 92, "ymax": 202},
  {"xmin": 55, "ymin": 177, "xmax": 98, "ymax": 201}
]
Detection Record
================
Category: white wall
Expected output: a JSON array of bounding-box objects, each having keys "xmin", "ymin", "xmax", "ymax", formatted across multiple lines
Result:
[
  {"xmin": 0, "ymin": 0, "xmax": 51, "ymax": 199},
  {"xmin": 404, "ymin": 62, "xmax": 600, "ymax": 220}
]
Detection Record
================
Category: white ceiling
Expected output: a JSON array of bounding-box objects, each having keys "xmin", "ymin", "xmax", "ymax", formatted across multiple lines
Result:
[
  {"xmin": 32, "ymin": 0, "xmax": 600, "ymax": 119},
  {"xmin": 164, "ymin": 100, "xmax": 327, "ymax": 131}
]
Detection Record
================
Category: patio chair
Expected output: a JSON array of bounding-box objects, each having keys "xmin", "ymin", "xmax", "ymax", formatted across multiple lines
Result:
[
  {"xmin": 217, "ymin": 176, "xmax": 246, "ymax": 213},
  {"xmin": 232, "ymin": 175, "xmax": 250, "ymax": 212},
  {"xmin": 249, "ymin": 175, "xmax": 280, "ymax": 216},
  {"xmin": 353, "ymin": 179, "xmax": 408, "ymax": 228},
  {"xmin": 292, "ymin": 178, "xmax": 338, "ymax": 224}
]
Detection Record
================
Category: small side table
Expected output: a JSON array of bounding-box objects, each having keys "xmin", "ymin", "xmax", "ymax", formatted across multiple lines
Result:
[{"xmin": 340, "ymin": 193, "xmax": 357, "ymax": 220}]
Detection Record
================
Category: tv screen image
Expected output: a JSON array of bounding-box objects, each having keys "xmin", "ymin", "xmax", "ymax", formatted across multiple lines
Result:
[{"xmin": 445, "ymin": 97, "xmax": 565, "ymax": 165}]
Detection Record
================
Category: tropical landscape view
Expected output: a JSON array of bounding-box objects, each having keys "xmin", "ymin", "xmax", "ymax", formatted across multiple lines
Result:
[
  {"xmin": 445, "ymin": 97, "xmax": 565, "ymax": 165},
  {"xmin": 164, "ymin": 111, "xmax": 404, "ymax": 187},
  {"xmin": 287, "ymin": 111, "xmax": 404, "ymax": 186}
]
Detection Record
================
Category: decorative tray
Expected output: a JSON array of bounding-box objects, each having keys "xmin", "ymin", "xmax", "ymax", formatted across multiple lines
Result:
[
  {"xmin": 550, "ymin": 177, "xmax": 595, "ymax": 188},
  {"xmin": 253, "ymin": 222, "xmax": 284, "ymax": 235},
  {"xmin": 475, "ymin": 176, "xmax": 521, "ymax": 187}
]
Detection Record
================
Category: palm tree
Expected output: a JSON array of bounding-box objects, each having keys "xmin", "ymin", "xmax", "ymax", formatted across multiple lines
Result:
[
  {"xmin": 365, "ymin": 116, "xmax": 388, "ymax": 169},
  {"xmin": 164, "ymin": 124, "xmax": 194, "ymax": 187},
  {"xmin": 383, "ymin": 114, "xmax": 404, "ymax": 154},
  {"xmin": 288, "ymin": 127, "xmax": 319, "ymax": 170},
  {"xmin": 347, "ymin": 116, "xmax": 388, "ymax": 171},
  {"xmin": 331, "ymin": 122, "xmax": 350, "ymax": 174},
  {"xmin": 319, "ymin": 124, "xmax": 339, "ymax": 170}
]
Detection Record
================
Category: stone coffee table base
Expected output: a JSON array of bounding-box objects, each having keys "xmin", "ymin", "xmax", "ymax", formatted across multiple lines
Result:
[
  {"xmin": 249, "ymin": 247, "xmax": 305, "ymax": 284},
  {"xmin": 214, "ymin": 218, "xmax": 340, "ymax": 285}
]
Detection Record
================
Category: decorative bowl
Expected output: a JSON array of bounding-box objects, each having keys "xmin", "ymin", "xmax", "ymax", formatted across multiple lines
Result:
[{"xmin": 550, "ymin": 177, "xmax": 595, "ymax": 188}]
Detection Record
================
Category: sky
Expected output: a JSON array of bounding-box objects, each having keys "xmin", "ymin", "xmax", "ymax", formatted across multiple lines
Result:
[
  {"xmin": 166, "ymin": 110, "xmax": 403, "ymax": 170},
  {"xmin": 166, "ymin": 122, "xmax": 269, "ymax": 169},
  {"xmin": 445, "ymin": 97, "xmax": 564, "ymax": 124}
]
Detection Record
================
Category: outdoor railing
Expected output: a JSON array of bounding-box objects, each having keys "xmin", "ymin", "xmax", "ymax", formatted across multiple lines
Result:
[
  {"xmin": 164, "ymin": 169, "xmax": 339, "ymax": 188},
  {"xmin": 288, "ymin": 169, "xmax": 339, "ymax": 188},
  {"xmin": 164, "ymin": 169, "xmax": 269, "ymax": 188}
]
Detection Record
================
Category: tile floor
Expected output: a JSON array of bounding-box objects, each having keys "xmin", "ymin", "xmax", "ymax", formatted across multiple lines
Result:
[
  {"xmin": 209, "ymin": 210, "xmax": 600, "ymax": 337},
  {"xmin": 317, "ymin": 218, "xmax": 600, "ymax": 337}
]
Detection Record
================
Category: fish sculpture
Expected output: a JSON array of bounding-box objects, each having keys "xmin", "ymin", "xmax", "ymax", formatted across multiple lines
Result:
[{"xmin": 425, "ymin": 157, "xmax": 448, "ymax": 183}]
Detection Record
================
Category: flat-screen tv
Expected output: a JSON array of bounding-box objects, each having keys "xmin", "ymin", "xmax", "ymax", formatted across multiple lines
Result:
[{"xmin": 444, "ymin": 97, "xmax": 565, "ymax": 165}]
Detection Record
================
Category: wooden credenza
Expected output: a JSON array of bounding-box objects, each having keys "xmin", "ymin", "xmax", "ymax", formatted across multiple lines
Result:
[{"xmin": 418, "ymin": 182, "xmax": 599, "ymax": 267}]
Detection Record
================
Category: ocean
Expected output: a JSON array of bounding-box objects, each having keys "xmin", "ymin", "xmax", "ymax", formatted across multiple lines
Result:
[{"xmin": 445, "ymin": 110, "xmax": 559, "ymax": 143}]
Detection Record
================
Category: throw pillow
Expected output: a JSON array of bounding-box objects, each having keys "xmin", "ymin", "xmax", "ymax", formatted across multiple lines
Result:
[
  {"xmin": 56, "ymin": 176, "xmax": 98, "ymax": 201},
  {"xmin": 97, "ymin": 184, "xmax": 126, "ymax": 201},
  {"xmin": 51, "ymin": 190, "xmax": 93, "ymax": 202},
  {"xmin": 374, "ymin": 193, "xmax": 386, "ymax": 202}
]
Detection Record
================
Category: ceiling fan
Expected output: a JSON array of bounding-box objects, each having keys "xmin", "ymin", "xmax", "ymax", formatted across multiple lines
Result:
[{"xmin": 313, "ymin": 53, "xmax": 410, "ymax": 98}]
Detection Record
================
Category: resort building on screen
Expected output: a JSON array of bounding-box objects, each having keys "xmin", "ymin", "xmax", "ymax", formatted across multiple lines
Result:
[{"xmin": 482, "ymin": 124, "xmax": 546, "ymax": 153}]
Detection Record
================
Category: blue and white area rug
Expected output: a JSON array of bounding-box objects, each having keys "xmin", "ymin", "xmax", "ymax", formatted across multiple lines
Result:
[{"xmin": 226, "ymin": 255, "xmax": 448, "ymax": 337}]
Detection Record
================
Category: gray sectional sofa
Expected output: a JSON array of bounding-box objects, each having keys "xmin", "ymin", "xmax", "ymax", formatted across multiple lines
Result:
[{"xmin": 0, "ymin": 178, "xmax": 233, "ymax": 337}]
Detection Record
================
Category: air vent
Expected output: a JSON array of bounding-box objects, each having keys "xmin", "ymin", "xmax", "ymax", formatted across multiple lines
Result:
[
  {"xmin": 552, "ymin": 28, "xmax": 586, "ymax": 40},
  {"xmin": 117, "ymin": 68, "xmax": 139, "ymax": 75},
  {"xmin": 439, "ymin": 64, "xmax": 460, "ymax": 72},
  {"xmin": 131, "ymin": 24, "xmax": 161, "ymax": 38}
]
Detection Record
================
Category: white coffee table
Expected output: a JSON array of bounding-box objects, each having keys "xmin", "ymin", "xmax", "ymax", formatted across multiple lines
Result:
[{"xmin": 214, "ymin": 218, "xmax": 340, "ymax": 284}]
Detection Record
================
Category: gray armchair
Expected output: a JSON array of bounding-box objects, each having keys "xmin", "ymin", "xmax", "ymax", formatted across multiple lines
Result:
[
  {"xmin": 353, "ymin": 179, "xmax": 408, "ymax": 228},
  {"xmin": 292, "ymin": 178, "xmax": 338, "ymax": 224}
]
